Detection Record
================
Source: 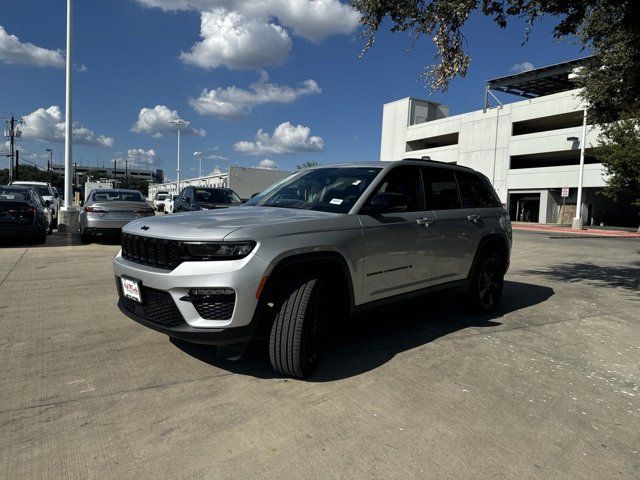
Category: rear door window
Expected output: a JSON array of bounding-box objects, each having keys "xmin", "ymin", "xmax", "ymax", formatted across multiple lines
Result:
[
  {"xmin": 456, "ymin": 171, "xmax": 501, "ymax": 208},
  {"xmin": 370, "ymin": 166, "xmax": 425, "ymax": 212},
  {"xmin": 422, "ymin": 167, "xmax": 460, "ymax": 210}
]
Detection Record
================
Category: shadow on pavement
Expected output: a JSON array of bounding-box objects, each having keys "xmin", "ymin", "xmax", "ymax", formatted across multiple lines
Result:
[
  {"xmin": 172, "ymin": 280, "xmax": 554, "ymax": 381},
  {"xmin": 522, "ymin": 261, "xmax": 640, "ymax": 290},
  {"xmin": 0, "ymin": 232, "xmax": 122, "ymax": 248}
]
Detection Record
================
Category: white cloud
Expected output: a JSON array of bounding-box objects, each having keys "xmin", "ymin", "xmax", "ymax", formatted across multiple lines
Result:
[
  {"xmin": 135, "ymin": 1, "xmax": 359, "ymax": 42},
  {"xmin": 21, "ymin": 106, "xmax": 114, "ymax": 147},
  {"xmin": 0, "ymin": 26, "xmax": 65, "ymax": 68},
  {"xmin": 234, "ymin": 122, "xmax": 324, "ymax": 156},
  {"xmin": 131, "ymin": 105, "xmax": 206, "ymax": 137},
  {"xmin": 209, "ymin": 166, "xmax": 224, "ymax": 175},
  {"xmin": 511, "ymin": 61, "xmax": 534, "ymax": 73},
  {"xmin": 256, "ymin": 159, "xmax": 279, "ymax": 170},
  {"xmin": 190, "ymin": 70, "xmax": 320, "ymax": 119},
  {"xmin": 180, "ymin": 8, "xmax": 292, "ymax": 70},
  {"xmin": 127, "ymin": 148, "xmax": 161, "ymax": 167}
]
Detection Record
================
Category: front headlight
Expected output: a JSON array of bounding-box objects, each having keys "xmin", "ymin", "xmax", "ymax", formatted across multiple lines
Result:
[{"xmin": 182, "ymin": 241, "xmax": 256, "ymax": 260}]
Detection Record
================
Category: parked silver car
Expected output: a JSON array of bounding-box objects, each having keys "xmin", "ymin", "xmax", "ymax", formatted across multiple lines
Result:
[
  {"xmin": 113, "ymin": 159, "xmax": 512, "ymax": 378},
  {"xmin": 81, "ymin": 189, "xmax": 154, "ymax": 243}
]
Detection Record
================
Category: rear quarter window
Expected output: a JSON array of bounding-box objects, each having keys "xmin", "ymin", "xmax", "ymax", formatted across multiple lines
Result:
[{"xmin": 456, "ymin": 171, "xmax": 502, "ymax": 208}]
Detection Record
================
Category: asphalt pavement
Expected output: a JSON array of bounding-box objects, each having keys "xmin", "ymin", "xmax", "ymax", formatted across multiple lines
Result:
[{"xmin": 0, "ymin": 231, "xmax": 638, "ymax": 479}]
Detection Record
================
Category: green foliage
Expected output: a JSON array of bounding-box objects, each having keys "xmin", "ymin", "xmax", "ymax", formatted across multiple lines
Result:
[
  {"xmin": 596, "ymin": 116, "xmax": 640, "ymax": 207},
  {"xmin": 351, "ymin": 0, "xmax": 640, "ymax": 124},
  {"xmin": 296, "ymin": 161, "xmax": 320, "ymax": 170},
  {"xmin": 0, "ymin": 165, "xmax": 63, "ymax": 188}
]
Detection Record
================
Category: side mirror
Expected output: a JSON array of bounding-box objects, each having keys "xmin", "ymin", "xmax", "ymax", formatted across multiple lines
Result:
[
  {"xmin": 45, "ymin": 200, "xmax": 52, "ymax": 207},
  {"xmin": 368, "ymin": 192, "xmax": 409, "ymax": 214},
  {"xmin": 184, "ymin": 197, "xmax": 192, "ymax": 204}
]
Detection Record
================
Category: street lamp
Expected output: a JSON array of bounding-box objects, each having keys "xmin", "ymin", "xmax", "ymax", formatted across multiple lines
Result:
[
  {"xmin": 170, "ymin": 119, "xmax": 187, "ymax": 194},
  {"xmin": 572, "ymin": 108, "xmax": 588, "ymax": 230},
  {"xmin": 46, "ymin": 148, "xmax": 53, "ymax": 171},
  {"xmin": 194, "ymin": 151, "xmax": 202, "ymax": 179}
]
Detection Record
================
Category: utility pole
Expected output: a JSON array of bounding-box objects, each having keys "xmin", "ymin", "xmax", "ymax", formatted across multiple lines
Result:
[
  {"xmin": 15, "ymin": 149, "xmax": 19, "ymax": 180},
  {"xmin": 170, "ymin": 119, "xmax": 186, "ymax": 194},
  {"xmin": 46, "ymin": 148, "xmax": 53, "ymax": 171},
  {"xmin": 4, "ymin": 116, "xmax": 23, "ymax": 183}
]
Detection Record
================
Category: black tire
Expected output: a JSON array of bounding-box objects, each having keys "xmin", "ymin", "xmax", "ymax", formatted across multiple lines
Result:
[
  {"xmin": 80, "ymin": 231, "xmax": 92, "ymax": 244},
  {"xmin": 33, "ymin": 223, "xmax": 47, "ymax": 244},
  {"xmin": 467, "ymin": 252, "xmax": 504, "ymax": 313},
  {"xmin": 51, "ymin": 214, "xmax": 58, "ymax": 228},
  {"xmin": 268, "ymin": 277, "xmax": 329, "ymax": 378}
]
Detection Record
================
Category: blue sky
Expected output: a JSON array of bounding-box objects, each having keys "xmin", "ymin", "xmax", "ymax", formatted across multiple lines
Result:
[{"xmin": 0, "ymin": 0, "xmax": 586, "ymax": 180}]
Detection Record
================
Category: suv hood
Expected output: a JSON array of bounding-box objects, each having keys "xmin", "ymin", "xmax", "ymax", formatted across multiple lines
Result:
[{"xmin": 123, "ymin": 206, "xmax": 339, "ymax": 241}]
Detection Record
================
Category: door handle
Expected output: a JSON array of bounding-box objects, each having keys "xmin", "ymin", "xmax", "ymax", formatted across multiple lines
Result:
[
  {"xmin": 467, "ymin": 214, "xmax": 482, "ymax": 224},
  {"xmin": 416, "ymin": 217, "xmax": 434, "ymax": 227}
]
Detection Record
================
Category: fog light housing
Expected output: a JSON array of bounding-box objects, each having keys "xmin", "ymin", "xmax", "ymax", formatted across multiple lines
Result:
[{"xmin": 190, "ymin": 288, "xmax": 235, "ymax": 297}]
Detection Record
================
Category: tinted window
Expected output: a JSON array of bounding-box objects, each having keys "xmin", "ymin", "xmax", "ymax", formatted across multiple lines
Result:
[
  {"xmin": 422, "ymin": 168, "xmax": 460, "ymax": 210},
  {"xmin": 456, "ymin": 171, "xmax": 501, "ymax": 208},
  {"xmin": 91, "ymin": 190, "xmax": 144, "ymax": 202},
  {"xmin": 194, "ymin": 189, "xmax": 241, "ymax": 204},
  {"xmin": 369, "ymin": 166, "xmax": 424, "ymax": 212},
  {"xmin": 0, "ymin": 189, "xmax": 29, "ymax": 201}
]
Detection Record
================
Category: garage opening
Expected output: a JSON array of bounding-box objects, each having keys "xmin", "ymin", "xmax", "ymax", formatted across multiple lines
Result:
[{"xmin": 509, "ymin": 193, "xmax": 540, "ymax": 222}]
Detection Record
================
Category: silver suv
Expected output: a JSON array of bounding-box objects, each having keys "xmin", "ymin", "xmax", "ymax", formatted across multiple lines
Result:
[{"xmin": 114, "ymin": 160, "xmax": 512, "ymax": 378}]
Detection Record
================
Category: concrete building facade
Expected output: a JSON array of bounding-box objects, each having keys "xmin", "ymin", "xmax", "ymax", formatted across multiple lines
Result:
[
  {"xmin": 148, "ymin": 166, "xmax": 291, "ymax": 202},
  {"xmin": 380, "ymin": 59, "xmax": 635, "ymax": 227}
]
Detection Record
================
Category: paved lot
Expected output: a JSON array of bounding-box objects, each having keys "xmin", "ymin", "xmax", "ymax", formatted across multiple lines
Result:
[{"xmin": 0, "ymin": 231, "xmax": 638, "ymax": 479}]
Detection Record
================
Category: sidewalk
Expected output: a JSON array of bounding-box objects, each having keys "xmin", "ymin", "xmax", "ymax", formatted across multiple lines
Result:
[{"xmin": 512, "ymin": 222, "xmax": 640, "ymax": 238}]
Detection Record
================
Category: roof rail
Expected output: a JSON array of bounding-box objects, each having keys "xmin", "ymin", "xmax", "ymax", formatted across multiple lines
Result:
[{"xmin": 403, "ymin": 157, "xmax": 475, "ymax": 171}]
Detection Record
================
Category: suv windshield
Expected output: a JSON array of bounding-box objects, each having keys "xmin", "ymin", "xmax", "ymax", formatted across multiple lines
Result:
[
  {"xmin": 245, "ymin": 167, "xmax": 382, "ymax": 213},
  {"xmin": 91, "ymin": 191, "xmax": 144, "ymax": 202},
  {"xmin": 194, "ymin": 189, "xmax": 241, "ymax": 204}
]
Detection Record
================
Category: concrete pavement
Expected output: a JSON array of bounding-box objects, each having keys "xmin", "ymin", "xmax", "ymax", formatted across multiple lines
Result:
[{"xmin": 0, "ymin": 231, "xmax": 638, "ymax": 479}]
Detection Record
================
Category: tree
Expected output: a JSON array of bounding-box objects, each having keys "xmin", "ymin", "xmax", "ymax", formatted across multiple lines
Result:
[
  {"xmin": 596, "ymin": 117, "xmax": 640, "ymax": 229},
  {"xmin": 0, "ymin": 165, "xmax": 63, "ymax": 189},
  {"xmin": 296, "ymin": 161, "xmax": 320, "ymax": 170},
  {"xmin": 352, "ymin": 0, "xmax": 640, "ymax": 124}
]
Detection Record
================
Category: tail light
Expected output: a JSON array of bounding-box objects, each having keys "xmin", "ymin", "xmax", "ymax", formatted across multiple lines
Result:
[
  {"xmin": 84, "ymin": 206, "xmax": 109, "ymax": 213},
  {"xmin": 8, "ymin": 207, "xmax": 37, "ymax": 214}
]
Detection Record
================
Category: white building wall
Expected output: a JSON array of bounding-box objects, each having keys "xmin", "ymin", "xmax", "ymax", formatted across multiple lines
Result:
[
  {"xmin": 380, "ymin": 90, "xmax": 606, "ymax": 221},
  {"xmin": 148, "ymin": 167, "xmax": 291, "ymax": 201}
]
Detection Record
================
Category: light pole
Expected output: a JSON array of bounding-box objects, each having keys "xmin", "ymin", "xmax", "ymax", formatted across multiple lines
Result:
[
  {"xmin": 572, "ymin": 107, "xmax": 588, "ymax": 230},
  {"xmin": 170, "ymin": 119, "xmax": 186, "ymax": 194},
  {"xmin": 58, "ymin": 0, "xmax": 78, "ymax": 233},
  {"xmin": 46, "ymin": 148, "xmax": 53, "ymax": 171},
  {"xmin": 194, "ymin": 151, "xmax": 202, "ymax": 179}
]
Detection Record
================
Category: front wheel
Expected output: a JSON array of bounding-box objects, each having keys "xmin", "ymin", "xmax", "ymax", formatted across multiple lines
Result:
[
  {"xmin": 268, "ymin": 277, "xmax": 329, "ymax": 379},
  {"xmin": 467, "ymin": 253, "xmax": 504, "ymax": 313}
]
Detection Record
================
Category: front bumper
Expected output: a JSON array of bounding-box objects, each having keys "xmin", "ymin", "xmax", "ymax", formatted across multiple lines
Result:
[
  {"xmin": 117, "ymin": 297, "xmax": 256, "ymax": 345},
  {"xmin": 113, "ymin": 249, "xmax": 268, "ymax": 334}
]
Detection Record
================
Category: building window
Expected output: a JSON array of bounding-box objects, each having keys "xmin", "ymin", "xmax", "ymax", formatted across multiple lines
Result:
[
  {"xmin": 406, "ymin": 132, "xmax": 459, "ymax": 152},
  {"xmin": 510, "ymin": 149, "xmax": 599, "ymax": 169},
  {"xmin": 512, "ymin": 111, "xmax": 587, "ymax": 136}
]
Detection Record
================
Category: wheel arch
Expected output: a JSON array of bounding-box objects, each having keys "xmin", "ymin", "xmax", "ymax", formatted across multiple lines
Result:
[
  {"xmin": 468, "ymin": 233, "xmax": 511, "ymax": 280},
  {"xmin": 261, "ymin": 251, "xmax": 356, "ymax": 313}
]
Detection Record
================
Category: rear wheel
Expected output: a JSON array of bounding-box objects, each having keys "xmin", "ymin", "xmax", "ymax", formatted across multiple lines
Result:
[
  {"xmin": 268, "ymin": 276, "xmax": 329, "ymax": 379},
  {"xmin": 33, "ymin": 222, "xmax": 47, "ymax": 244},
  {"xmin": 467, "ymin": 253, "xmax": 504, "ymax": 313},
  {"xmin": 80, "ymin": 230, "xmax": 92, "ymax": 244}
]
